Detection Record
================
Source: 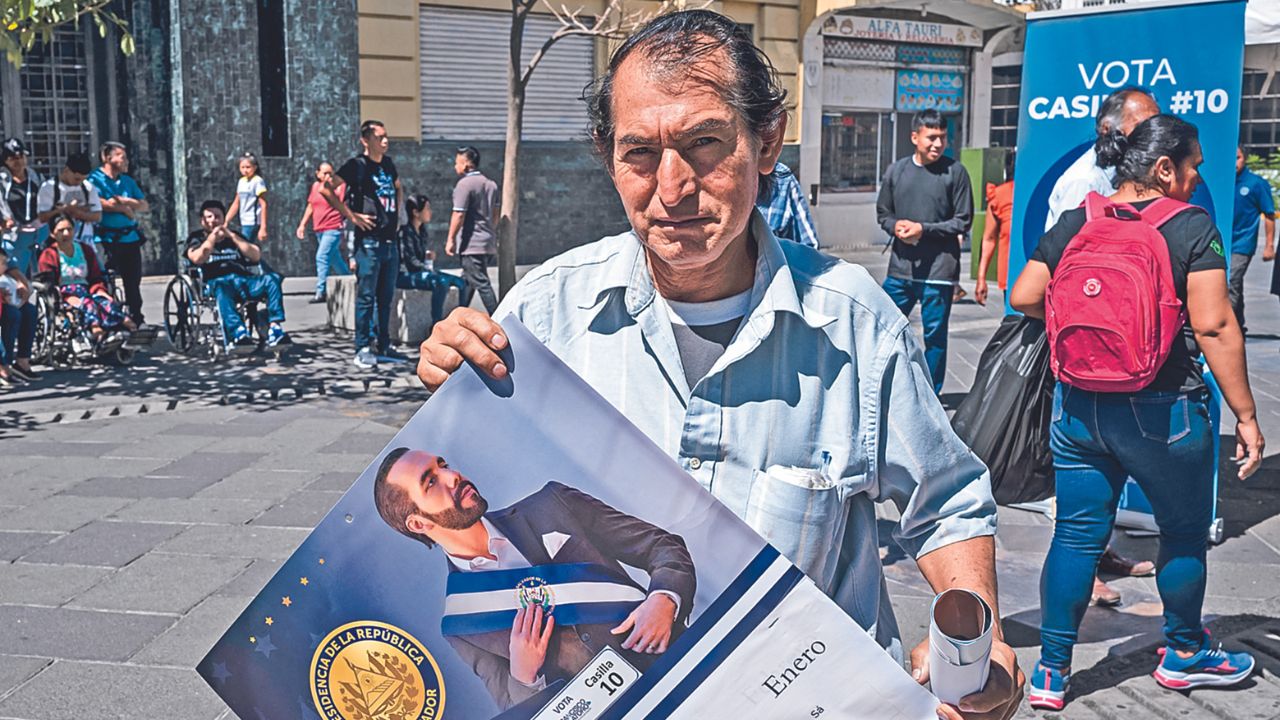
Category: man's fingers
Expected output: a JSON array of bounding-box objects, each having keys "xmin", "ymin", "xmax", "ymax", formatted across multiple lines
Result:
[
  {"xmin": 539, "ymin": 615, "xmax": 555, "ymax": 649},
  {"xmin": 610, "ymin": 613, "xmax": 635, "ymax": 636},
  {"xmin": 531, "ymin": 604, "xmax": 544, "ymax": 637},
  {"xmin": 910, "ymin": 641, "xmax": 931, "ymax": 685},
  {"xmin": 935, "ymin": 704, "xmax": 964, "ymax": 720},
  {"xmin": 455, "ymin": 311, "xmax": 509, "ymax": 352},
  {"xmin": 512, "ymin": 607, "xmax": 527, "ymax": 636}
]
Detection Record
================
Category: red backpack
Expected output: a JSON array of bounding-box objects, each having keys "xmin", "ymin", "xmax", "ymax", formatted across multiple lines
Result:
[{"xmin": 1044, "ymin": 192, "xmax": 1188, "ymax": 392}]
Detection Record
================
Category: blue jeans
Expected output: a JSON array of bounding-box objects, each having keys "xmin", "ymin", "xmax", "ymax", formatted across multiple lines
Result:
[
  {"xmin": 240, "ymin": 224, "xmax": 259, "ymax": 244},
  {"xmin": 1040, "ymin": 384, "xmax": 1214, "ymax": 670},
  {"xmin": 0, "ymin": 301, "xmax": 36, "ymax": 365},
  {"xmin": 397, "ymin": 271, "xmax": 469, "ymax": 323},
  {"xmin": 315, "ymin": 229, "xmax": 347, "ymax": 295},
  {"xmin": 881, "ymin": 277, "xmax": 953, "ymax": 394},
  {"xmin": 206, "ymin": 274, "xmax": 285, "ymax": 339},
  {"xmin": 2, "ymin": 227, "xmax": 47, "ymax": 277},
  {"xmin": 354, "ymin": 238, "xmax": 398, "ymax": 353}
]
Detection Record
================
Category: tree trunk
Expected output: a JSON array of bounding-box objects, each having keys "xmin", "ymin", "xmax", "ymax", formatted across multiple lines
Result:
[{"xmin": 498, "ymin": 7, "xmax": 528, "ymax": 298}]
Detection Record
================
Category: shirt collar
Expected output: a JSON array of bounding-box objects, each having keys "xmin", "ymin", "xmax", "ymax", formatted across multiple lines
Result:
[
  {"xmin": 445, "ymin": 517, "xmax": 508, "ymax": 571},
  {"xmin": 584, "ymin": 211, "xmax": 835, "ymax": 330}
]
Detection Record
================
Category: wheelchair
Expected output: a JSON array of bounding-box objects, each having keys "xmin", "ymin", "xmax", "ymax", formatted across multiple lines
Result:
[
  {"xmin": 162, "ymin": 264, "xmax": 270, "ymax": 360},
  {"xmin": 30, "ymin": 280, "xmax": 137, "ymax": 368}
]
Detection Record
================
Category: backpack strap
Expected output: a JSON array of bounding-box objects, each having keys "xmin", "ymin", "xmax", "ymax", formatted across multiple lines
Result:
[
  {"xmin": 1138, "ymin": 196, "xmax": 1193, "ymax": 228},
  {"xmin": 1083, "ymin": 191, "xmax": 1112, "ymax": 222}
]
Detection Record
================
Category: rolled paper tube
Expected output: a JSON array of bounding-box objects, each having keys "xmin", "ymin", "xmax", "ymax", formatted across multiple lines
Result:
[{"xmin": 928, "ymin": 588, "xmax": 993, "ymax": 706}]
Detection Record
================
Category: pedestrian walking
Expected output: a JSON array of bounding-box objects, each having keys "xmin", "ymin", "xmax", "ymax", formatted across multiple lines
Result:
[
  {"xmin": 321, "ymin": 120, "xmax": 403, "ymax": 369},
  {"xmin": 89, "ymin": 141, "xmax": 151, "ymax": 325},
  {"xmin": 397, "ymin": 193, "xmax": 467, "ymax": 325},
  {"xmin": 1012, "ymin": 115, "xmax": 1264, "ymax": 711},
  {"xmin": 975, "ymin": 151, "xmax": 1015, "ymax": 307},
  {"xmin": 0, "ymin": 137, "xmax": 46, "ymax": 277},
  {"xmin": 296, "ymin": 161, "xmax": 348, "ymax": 304},
  {"xmin": 225, "ymin": 152, "xmax": 268, "ymax": 244},
  {"xmin": 1231, "ymin": 146, "xmax": 1275, "ymax": 332},
  {"xmin": 876, "ymin": 109, "xmax": 973, "ymax": 395},
  {"xmin": 447, "ymin": 146, "xmax": 499, "ymax": 315},
  {"xmin": 756, "ymin": 161, "xmax": 818, "ymax": 248}
]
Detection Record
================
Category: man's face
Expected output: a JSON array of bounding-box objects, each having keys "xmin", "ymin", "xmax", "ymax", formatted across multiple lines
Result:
[
  {"xmin": 607, "ymin": 49, "xmax": 782, "ymax": 274},
  {"xmin": 389, "ymin": 451, "xmax": 489, "ymax": 538},
  {"xmin": 1237, "ymin": 148, "xmax": 1246, "ymax": 174},
  {"xmin": 201, "ymin": 208, "xmax": 225, "ymax": 231},
  {"xmin": 4, "ymin": 154, "xmax": 25, "ymax": 176},
  {"xmin": 911, "ymin": 126, "xmax": 948, "ymax": 164},
  {"xmin": 106, "ymin": 148, "xmax": 129, "ymax": 173},
  {"xmin": 454, "ymin": 154, "xmax": 469, "ymax": 176},
  {"xmin": 62, "ymin": 168, "xmax": 87, "ymax": 186},
  {"xmin": 1118, "ymin": 93, "xmax": 1160, "ymax": 136},
  {"xmin": 363, "ymin": 126, "xmax": 390, "ymax": 156}
]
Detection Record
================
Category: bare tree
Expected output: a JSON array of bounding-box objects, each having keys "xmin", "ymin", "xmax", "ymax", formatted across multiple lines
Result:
[
  {"xmin": 1, "ymin": 0, "xmax": 134, "ymax": 67},
  {"xmin": 497, "ymin": 0, "xmax": 682, "ymax": 295}
]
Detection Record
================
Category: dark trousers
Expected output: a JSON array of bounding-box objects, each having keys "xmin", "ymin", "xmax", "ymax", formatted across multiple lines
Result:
[
  {"xmin": 461, "ymin": 253, "xmax": 499, "ymax": 314},
  {"xmin": 354, "ymin": 238, "xmax": 398, "ymax": 352},
  {"xmin": 0, "ymin": 302, "xmax": 37, "ymax": 364},
  {"xmin": 104, "ymin": 242, "xmax": 145, "ymax": 323},
  {"xmin": 397, "ymin": 271, "xmax": 469, "ymax": 323},
  {"xmin": 205, "ymin": 274, "xmax": 285, "ymax": 338},
  {"xmin": 881, "ymin": 277, "xmax": 953, "ymax": 395},
  {"xmin": 1228, "ymin": 252, "xmax": 1253, "ymax": 330}
]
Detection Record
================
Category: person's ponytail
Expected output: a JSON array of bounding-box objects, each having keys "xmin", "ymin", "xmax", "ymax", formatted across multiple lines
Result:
[{"xmin": 1094, "ymin": 130, "xmax": 1128, "ymax": 170}]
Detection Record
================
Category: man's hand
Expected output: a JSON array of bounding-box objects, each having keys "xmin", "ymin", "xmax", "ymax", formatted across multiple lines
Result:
[
  {"xmin": 296, "ymin": 225, "xmax": 306, "ymax": 241},
  {"xmin": 15, "ymin": 277, "xmax": 30, "ymax": 304},
  {"xmin": 974, "ymin": 278, "xmax": 989, "ymax": 306},
  {"xmin": 350, "ymin": 212, "xmax": 375, "ymax": 231},
  {"xmin": 611, "ymin": 593, "xmax": 677, "ymax": 654},
  {"xmin": 348, "ymin": 257, "xmax": 357, "ymax": 272},
  {"xmin": 911, "ymin": 636, "xmax": 1024, "ymax": 720},
  {"xmin": 417, "ymin": 308, "xmax": 509, "ymax": 391},
  {"xmin": 897, "ymin": 221, "xmax": 925, "ymax": 244},
  {"xmin": 445, "ymin": 239, "xmax": 457, "ymax": 257},
  {"xmin": 1, "ymin": 215, "xmax": 14, "ymax": 231},
  {"xmin": 509, "ymin": 605, "xmax": 554, "ymax": 685},
  {"xmin": 1235, "ymin": 417, "xmax": 1265, "ymax": 480},
  {"xmin": 257, "ymin": 225, "xmax": 267, "ymax": 243}
]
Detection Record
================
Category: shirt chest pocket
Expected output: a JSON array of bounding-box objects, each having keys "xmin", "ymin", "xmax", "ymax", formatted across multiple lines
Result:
[{"xmin": 744, "ymin": 468, "xmax": 849, "ymax": 593}]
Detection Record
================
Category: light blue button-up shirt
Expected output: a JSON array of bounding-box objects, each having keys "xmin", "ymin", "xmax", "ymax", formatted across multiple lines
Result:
[{"xmin": 496, "ymin": 212, "xmax": 996, "ymax": 662}]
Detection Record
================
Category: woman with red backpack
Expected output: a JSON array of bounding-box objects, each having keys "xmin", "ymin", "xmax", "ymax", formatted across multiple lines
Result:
[{"xmin": 1011, "ymin": 114, "xmax": 1264, "ymax": 710}]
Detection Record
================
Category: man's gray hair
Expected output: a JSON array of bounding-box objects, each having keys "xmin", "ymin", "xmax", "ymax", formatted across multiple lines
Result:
[{"xmin": 1095, "ymin": 87, "xmax": 1154, "ymax": 138}]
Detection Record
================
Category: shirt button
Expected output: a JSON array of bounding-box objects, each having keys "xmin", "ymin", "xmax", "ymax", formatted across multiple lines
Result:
[
  {"xmin": 688, "ymin": 458, "xmax": 702, "ymax": 470},
  {"xmin": 580, "ymin": 632, "xmax": 592, "ymax": 644}
]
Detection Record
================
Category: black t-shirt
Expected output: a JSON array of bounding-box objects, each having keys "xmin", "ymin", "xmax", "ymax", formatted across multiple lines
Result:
[
  {"xmin": 185, "ymin": 231, "xmax": 258, "ymax": 281},
  {"xmin": 1032, "ymin": 199, "xmax": 1227, "ymax": 392},
  {"xmin": 337, "ymin": 155, "xmax": 399, "ymax": 241},
  {"xmin": 3, "ymin": 172, "xmax": 38, "ymax": 225}
]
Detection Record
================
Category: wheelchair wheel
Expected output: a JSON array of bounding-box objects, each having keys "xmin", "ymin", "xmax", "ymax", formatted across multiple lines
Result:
[
  {"xmin": 107, "ymin": 346, "xmax": 135, "ymax": 366},
  {"xmin": 163, "ymin": 275, "xmax": 203, "ymax": 355},
  {"xmin": 30, "ymin": 289, "xmax": 57, "ymax": 366}
]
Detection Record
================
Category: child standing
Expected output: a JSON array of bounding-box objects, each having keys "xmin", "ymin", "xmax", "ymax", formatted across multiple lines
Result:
[{"xmin": 225, "ymin": 152, "xmax": 268, "ymax": 243}]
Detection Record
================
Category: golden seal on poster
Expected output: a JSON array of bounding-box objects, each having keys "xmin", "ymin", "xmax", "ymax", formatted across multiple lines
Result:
[{"xmin": 311, "ymin": 621, "xmax": 444, "ymax": 720}]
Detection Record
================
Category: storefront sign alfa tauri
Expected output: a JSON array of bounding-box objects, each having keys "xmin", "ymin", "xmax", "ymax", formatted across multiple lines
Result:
[{"xmin": 821, "ymin": 15, "xmax": 984, "ymax": 48}]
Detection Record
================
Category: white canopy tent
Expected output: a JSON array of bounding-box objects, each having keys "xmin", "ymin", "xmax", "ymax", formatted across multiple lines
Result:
[{"xmin": 1247, "ymin": 1, "xmax": 1280, "ymax": 45}]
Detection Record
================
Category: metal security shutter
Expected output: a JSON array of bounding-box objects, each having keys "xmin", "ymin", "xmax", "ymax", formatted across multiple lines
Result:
[{"xmin": 420, "ymin": 7, "xmax": 594, "ymax": 141}]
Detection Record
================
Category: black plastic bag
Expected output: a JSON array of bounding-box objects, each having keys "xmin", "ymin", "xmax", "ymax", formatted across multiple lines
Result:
[{"xmin": 951, "ymin": 315, "xmax": 1056, "ymax": 505}]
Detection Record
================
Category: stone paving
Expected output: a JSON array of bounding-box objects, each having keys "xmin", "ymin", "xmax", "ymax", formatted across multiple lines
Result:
[{"xmin": 0, "ymin": 252, "xmax": 1278, "ymax": 719}]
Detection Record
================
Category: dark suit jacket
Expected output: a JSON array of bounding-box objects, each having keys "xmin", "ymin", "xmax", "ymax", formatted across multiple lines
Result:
[{"xmin": 444, "ymin": 481, "xmax": 696, "ymax": 710}]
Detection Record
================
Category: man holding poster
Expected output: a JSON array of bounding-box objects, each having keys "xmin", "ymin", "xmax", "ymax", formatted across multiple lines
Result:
[{"xmin": 419, "ymin": 10, "xmax": 1024, "ymax": 719}]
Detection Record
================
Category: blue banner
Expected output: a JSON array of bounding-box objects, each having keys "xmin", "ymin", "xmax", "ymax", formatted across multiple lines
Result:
[{"xmin": 1008, "ymin": 0, "xmax": 1246, "ymax": 289}]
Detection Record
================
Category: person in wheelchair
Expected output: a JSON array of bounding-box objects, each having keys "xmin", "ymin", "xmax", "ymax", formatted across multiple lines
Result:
[
  {"xmin": 36, "ymin": 214, "xmax": 135, "ymax": 348},
  {"xmin": 185, "ymin": 200, "xmax": 291, "ymax": 353}
]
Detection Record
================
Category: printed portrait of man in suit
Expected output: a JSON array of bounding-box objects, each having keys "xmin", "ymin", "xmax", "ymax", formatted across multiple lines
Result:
[{"xmin": 372, "ymin": 447, "xmax": 698, "ymax": 710}]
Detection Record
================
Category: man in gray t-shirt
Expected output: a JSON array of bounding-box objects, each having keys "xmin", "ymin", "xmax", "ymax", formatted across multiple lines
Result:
[{"xmin": 447, "ymin": 146, "xmax": 500, "ymax": 314}]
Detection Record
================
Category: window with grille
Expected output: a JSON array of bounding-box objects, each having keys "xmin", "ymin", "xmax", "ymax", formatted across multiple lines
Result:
[
  {"xmin": 1242, "ymin": 71, "xmax": 1280, "ymax": 160},
  {"xmin": 990, "ymin": 65, "xmax": 1021, "ymax": 149},
  {"xmin": 2, "ymin": 25, "xmax": 97, "ymax": 179}
]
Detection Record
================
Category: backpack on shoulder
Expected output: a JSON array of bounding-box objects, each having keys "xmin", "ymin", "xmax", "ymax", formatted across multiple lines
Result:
[{"xmin": 1044, "ymin": 191, "xmax": 1189, "ymax": 392}]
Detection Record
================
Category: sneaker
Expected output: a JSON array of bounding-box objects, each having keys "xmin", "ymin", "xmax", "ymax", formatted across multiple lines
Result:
[
  {"xmin": 1153, "ymin": 636, "xmax": 1255, "ymax": 690},
  {"xmin": 308, "ymin": 293, "xmax": 326, "ymax": 305},
  {"xmin": 266, "ymin": 324, "xmax": 292, "ymax": 348},
  {"xmin": 226, "ymin": 328, "xmax": 256, "ymax": 355},
  {"xmin": 1028, "ymin": 661, "xmax": 1069, "ymax": 711},
  {"xmin": 353, "ymin": 347, "xmax": 378, "ymax": 369},
  {"xmin": 378, "ymin": 347, "xmax": 410, "ymax": 363},
  {"xmin": 10, "ymin": 365, "xmax": 41, "ymax": 382}
]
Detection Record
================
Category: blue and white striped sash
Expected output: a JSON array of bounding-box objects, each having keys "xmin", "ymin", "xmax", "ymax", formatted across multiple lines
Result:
[{"xmin": 441, "ymin": 562, "xmax": 646, "ymax": 636}]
